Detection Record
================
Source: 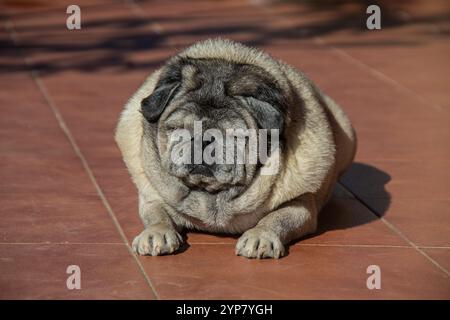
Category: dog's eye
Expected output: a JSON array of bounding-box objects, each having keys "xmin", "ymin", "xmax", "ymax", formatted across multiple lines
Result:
[
  {"xmin": 165, "ymin": 125, "xmax": 178, "ymax": 131},
  {"xmin": 165, "ymin": 121, "xmax": 183, "ymax": 131}
]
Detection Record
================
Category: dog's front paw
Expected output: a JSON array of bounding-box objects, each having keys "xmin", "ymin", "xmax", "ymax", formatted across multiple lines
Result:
[
  {"xmin": 132, "ymin": 224, "xmax": 183, "ymax": 256},
  {"xmin": 235, "ymin": 227, "xmax": 285, "ymax": 259}
]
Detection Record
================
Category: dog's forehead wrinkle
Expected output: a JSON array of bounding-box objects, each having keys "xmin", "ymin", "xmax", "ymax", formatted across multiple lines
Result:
[
  {"xmin": 175, "ymin": 58, "xmax": 283, "ymax": 121},
  {"xmin": 172, "ymin": 57, "xmax": 282, "ymax": 100}
]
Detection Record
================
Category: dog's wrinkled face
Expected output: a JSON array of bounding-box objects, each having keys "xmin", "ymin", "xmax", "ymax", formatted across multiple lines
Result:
[{"xmin": 141, "ymin": 58, "xmax": 286, "ymax": 194}]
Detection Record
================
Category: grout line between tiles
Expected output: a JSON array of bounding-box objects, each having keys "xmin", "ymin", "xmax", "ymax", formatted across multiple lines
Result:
[
  {"xmin": 1, "ymin": 241, "xmax": 449, "ymax": 249},
  {"xmin": 0, "ymin": 242, "xmax": 125, "ymax": 245},
  {"xmin": 3, "ymin": 19, "xmax": 160, "ymax": 300},
  {"xmin": 297, "ymin": 244, "xmax": 449, "ymax": 249},
  {"xmin": 352, "ymin": 158, "xmax": 450, "ymax": 163},
  {"xmin": 296, "ymin": 243, "xmax": 409, "ymax": 248},
  {"xmin": 187, "ymin": 242, "xmax": 412, "ymax": 248},
  {"xmin": 187, "ymin": 242, "xmax": 450, "ymax": 249},
  {"xmin": 376, "ymin": 218, "xmax": 450, "ymax": 277},
  {"xmin": 339, "ymin": 183, "xmax": 450, "ymax": 277}
]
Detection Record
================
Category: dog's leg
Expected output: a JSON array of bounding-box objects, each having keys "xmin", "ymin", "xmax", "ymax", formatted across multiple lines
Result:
[
  {"xmin": 132, "ymin": 194, "xmax": 183, "ymax": 256},
  {"xmin": 236, "ymin": 193, "xmax": 318, "ymax": 259}
]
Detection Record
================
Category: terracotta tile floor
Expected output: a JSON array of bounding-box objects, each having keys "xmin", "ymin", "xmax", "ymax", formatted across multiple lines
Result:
[{"xmin": 0, "ymin": 0, "xmax": 449, "ymax": 299}]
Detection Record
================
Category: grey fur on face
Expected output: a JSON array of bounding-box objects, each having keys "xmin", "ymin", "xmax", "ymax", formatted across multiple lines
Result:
[
  {"xmin": 146, "ymin": 58, "xmax": 284, "ymax": 194},
  {"xmin": 116, "ymin": 39, "xmax": 356, "ymax": 259}
]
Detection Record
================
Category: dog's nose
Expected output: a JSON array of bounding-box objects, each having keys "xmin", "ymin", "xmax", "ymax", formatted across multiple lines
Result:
[{"xmin": 190, "ymin": 164, "xmax": 214, "ymax": 177}]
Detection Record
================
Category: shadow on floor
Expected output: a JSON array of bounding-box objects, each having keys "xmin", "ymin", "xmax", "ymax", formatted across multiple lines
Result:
[
  {"xmin": 339, "ymin": 162, "xmax": 392, "ymax": 215},
  {"xmin": 314, "ymin": 162, "xmax": 391, "ymax": 236},
  {"xmin": 286, "ymin": 162, "xmax": 391, "ymax": 251},
  {"xmin": 1, "ymin": 0, "xmax": 448, "ymax": 76}
]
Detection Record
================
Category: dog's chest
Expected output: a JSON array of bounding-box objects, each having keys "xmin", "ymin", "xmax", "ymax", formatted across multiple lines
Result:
[{"xmin": 170, "ymin": 191, "xmax": 261, "ymax": 233}]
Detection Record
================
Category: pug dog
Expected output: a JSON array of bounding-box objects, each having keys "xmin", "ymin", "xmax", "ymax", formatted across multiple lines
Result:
[{"xmin": 115, "ymin": 38, "xmax": 356, "ymax": 259}]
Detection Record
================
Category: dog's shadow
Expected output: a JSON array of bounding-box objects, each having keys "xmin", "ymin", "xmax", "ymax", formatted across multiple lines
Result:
[
  {"xmin": 183, "ymin": 162, "xmax": 391, "ymax": 252},
  {"xmin": 299, "ymin": 162, "xmax": 391, "ymax": 243}
]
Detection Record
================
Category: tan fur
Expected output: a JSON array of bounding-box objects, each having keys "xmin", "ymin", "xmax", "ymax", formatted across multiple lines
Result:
[{"xmin": 115, "ymin": 39, "xmax": 356, "ymax": 258}]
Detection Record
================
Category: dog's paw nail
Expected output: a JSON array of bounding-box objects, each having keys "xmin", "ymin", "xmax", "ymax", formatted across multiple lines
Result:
[
  {"xmin": 133, "ymin": 226, "xmax": 183, "ymax": 256},
  {"xmin": 236, "ymin": 228, "xmax": 285, "ymax": 259}
]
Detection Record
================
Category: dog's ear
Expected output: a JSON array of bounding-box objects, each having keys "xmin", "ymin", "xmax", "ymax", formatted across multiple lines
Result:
[
  {"xmin": 244, "ymin": 95, "xmax": 285, "ymax": 132},
  {"xmin": 141, "ymin": 65, "xmax": 182, "ymax": 123},
  {"xmin": 229, "ymin": 64, "xmax": 287, "ymax": 132},
  {"xmin": 141, "ymin": 83, "xmax": 180, "ymax": 122}
]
